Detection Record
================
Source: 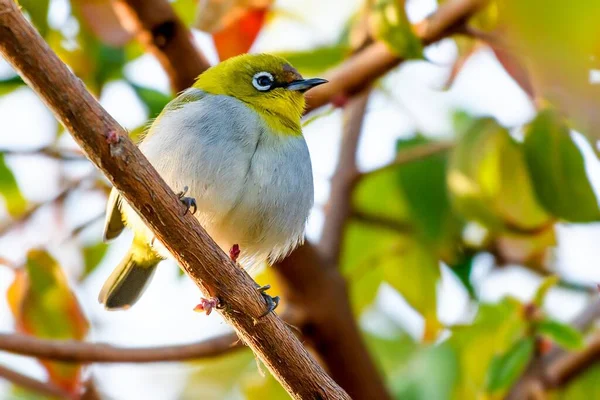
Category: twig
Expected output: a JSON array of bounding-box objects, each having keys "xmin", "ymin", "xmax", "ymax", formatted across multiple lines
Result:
[
  {"xmin": 362, "ymin": 141, "xmax": 454, "ymax": 179},
  {"xmin": 304, "ymin": 0, "xmax": 488, "ymax": 113},
  {"xmin": 0, "ymin": 178, "xmax": 87, "ymax": 237},
  {"xmin": 544, "ymin": 331, "xmax": 600, "ymax": 388},
  {"xmin": 351, "ymin": 210, "xmax": 414, "ymax": 234},
  {"xmin": 112, "ymin": 0, "xmax": 210, "ymax": 93},
  {"xmin": 0, "ymin": 146, "xmax": 86, "ymax": 161},
  {"xmin": 0, "ymin": 363, "xmax": 74, "ymax": 399},
  {"xmin": 0, "ymin": 332, "xmax": 242, "ymax": 363},
  {"xmin": 318, "ymin": 89, "xmax": 370, "ymax": 264},
  {"xmin": 0, "ymin": 2, "xmax": 348, "ymax": 398}
]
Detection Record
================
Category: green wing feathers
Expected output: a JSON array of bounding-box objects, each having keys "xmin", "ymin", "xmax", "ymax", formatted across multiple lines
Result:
[
  {"xmin": 98, "ymin": 241, "xmax": 160, "ymax": 310},
  {"xmin": 103, "ymin": 188, "xmax": 125, "ymax": 242}
]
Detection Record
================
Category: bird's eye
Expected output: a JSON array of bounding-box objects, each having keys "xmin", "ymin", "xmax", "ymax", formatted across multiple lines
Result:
[{"xmin": 252, "ymin": 72, "xmax": 274, "ymax": 91}]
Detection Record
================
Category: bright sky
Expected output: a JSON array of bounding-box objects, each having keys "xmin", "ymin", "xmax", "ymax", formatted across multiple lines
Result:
[{"xmin": 0, "ymin": 0, "xmax": 599, "ymax": 399}]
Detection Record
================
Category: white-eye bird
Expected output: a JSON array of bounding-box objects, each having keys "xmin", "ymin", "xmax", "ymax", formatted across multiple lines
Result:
[{"xmin": 99, "ymin": 53, "xmax": 326, "ymax": 310}]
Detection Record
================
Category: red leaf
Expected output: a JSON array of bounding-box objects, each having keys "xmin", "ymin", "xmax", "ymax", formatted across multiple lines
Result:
[{"xmin": 213, "ymin": 8, "xmax": 268, "ymax": 61}]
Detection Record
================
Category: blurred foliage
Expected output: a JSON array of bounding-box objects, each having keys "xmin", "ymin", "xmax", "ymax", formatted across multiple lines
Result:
[
  {"xmin": 1, "ymin": 0, "xmax": 600, "ymax": 399},
  {"xmin": 7, "ymin": 250, "xmax": 89, "ymax": 394}
]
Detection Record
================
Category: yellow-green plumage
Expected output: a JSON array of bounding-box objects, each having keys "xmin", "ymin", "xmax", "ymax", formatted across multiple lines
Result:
[{"xmin": 99, "ymin": 53, "xmax": 326, "ymax": 310}]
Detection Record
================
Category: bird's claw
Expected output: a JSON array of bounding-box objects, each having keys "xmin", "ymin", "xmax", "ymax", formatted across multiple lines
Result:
[
  {"xmin": 256, "ymin": 284, "xmax": 280, "ymax": 318},
  {"xmin": 177, "ymin": 186, "xmax": 197, "ymax": 215},
  {"xmin": 193, "ymin": 297, "xmax": 221, "ymax": 315}
]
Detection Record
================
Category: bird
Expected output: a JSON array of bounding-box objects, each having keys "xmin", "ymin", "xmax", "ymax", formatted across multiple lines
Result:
[{"xmin": 98, "ymin": 53, "xmax": 327, "ymax": 311}]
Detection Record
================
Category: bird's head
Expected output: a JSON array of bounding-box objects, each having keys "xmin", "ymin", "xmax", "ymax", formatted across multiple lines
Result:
[{"xmin": 193, "ymin": 53, "xmax": 327, "ymax": 136}]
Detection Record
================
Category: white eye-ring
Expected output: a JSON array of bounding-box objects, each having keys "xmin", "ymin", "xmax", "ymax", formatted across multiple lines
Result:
[{"xmin": 252, "ymin": 71, "xmax": 274, "ymax": 91}]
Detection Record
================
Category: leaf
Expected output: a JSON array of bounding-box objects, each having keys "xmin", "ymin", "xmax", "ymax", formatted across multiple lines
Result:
[
  {"xmin": 449, "ymin": 298, "xmax": 527, "ymax": 398},
  {"xmin": 382, "ymin": 236, "xmax": 442, "ymax": 341},
  {"xmin": 19, "ymin": 0, "xmax": 50, "ymax": 37},
  {"xmin": 390, "ymin": 343, "xmax": 458, "ymax": 399},
  {"xmin": 537, "ymin": 319, "xmax": 584, "ymax": 350},
  {"xmin": 485, "ymin": 337, "xmax": 534, "ymax": 394},
  {"xmin": 172, "ymin": 0, "xmax": 197, "ymax": 26},
  {"xmin": 128, "ymin": 82, "xmax": 171, "ymax": 118},
  {"xmin": 533, "ymin": 275, "xmax": 559, "ymax": 307},
  {"xmin": 8, "ymin": 250, "xmax": 89, "ymax": 394},
  {"xmin": 0, "ymin": 75, "xmax": 25, "ymax": 96},
  {"xmin": 394, "ymin": 136, "xmax": 462, "ymax": 262},
  {"xmin": 212, "ymin": 8, "xmax": 269, "ymax": 60},
  {"xmin": 449, "ymin": 254, "xmax": 477, "ymax": 299},
  {"xmin": 368, "ymin": 0, "xmax": 422, "ymax": 59},
  {"xmin": 448, "ymin": 116, "xmax": 552, "ymax": 232},
  {"xmin": 275, "ymin": 45, "xmax": 351, "ymax": 76},
  {"xmin": 523, "ymin": 110, "xmax": 600, "ymax": 222},
  {"xmin": 0, "ymin": 154, "xmax": 27, "ymax": 217},
  {"xmin": 242, "ymin": 369, "xmax": 288, "ymax": 400},
  {"xmin": 82, "ymin": 242, "xmax": 109, "ymax": 279}
]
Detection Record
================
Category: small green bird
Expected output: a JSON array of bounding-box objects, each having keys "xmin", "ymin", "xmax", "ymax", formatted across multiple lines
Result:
[{"xmin": 99, "ymin": 53, "xmax": 327, "ymax": 310}]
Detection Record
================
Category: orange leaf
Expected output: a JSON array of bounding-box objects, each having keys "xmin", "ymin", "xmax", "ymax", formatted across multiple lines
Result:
[
  {"xmin": 213, "ymin": 8, "xmax": 268, "ymax": 61},
  {"xmin": 8, "ymin": 250, "xmax": 90, "ymax": 394}
]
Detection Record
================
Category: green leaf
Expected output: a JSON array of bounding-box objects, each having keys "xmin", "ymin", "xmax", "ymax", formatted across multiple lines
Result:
[
  {"xmin": 82, "ymin": 242, "xmax": 109, "ymax": 279},
  {"xmin": 172, "ymin": 0, "xmax": 197, "ymax": 26},
  {"xmin": 19, "ymin": 0, "xmax": 50, "ymax": 36},
  {"xmin": 533, "ymin": 275, "xmax": 559, "ymax": 307},
  {"xmin": 537, "ymin": 319, "xmax": 584, "ymax": 350},
  {"xmin": 395, "ymin": 136, "xmax": 462, "ymax": 261},
  {"xmin": 449, "ymin": 254, "xmax": 477, "ymax": 299},
  {"xmin": 369, "ymin": 0, "xmax": 422, "ymax": 59},
  {"xmin": 523, "ymin": 110, "xmax": 600, "ymax": 222},
  {"xmin": 129, "ymin": 82, "xmax": 172, "ymax": 118},
  {"xmin": 0, "ymin": 75, "xmax": 25, "ymax": 96},
  {"xmin": 448, "ymin": 116, "xmax": 552, "ymax": 232},
  {"xmin": 485, "ymin": 337, "xmax": 534, "ymax": 394},
  {"xmin": 0, "ymin": 154, "xmax": 27, "ymax": 217},
  {"xmin": 275, "ymin": 45, "xmax": 351, "ymax": 76},
  {"xmin": 449, "ymin": 298, "xmax": 527, "ymax": 398},
  {"xmin": 391, "ymin": 343, "xmax": 458, "ymax": 400},
  {"xmin": 383, "ymin": 236, "xmax": 442, "ymax": 340}
]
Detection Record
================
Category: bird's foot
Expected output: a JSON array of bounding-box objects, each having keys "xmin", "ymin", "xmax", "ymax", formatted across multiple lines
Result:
[
  {"xmin": 177, "ymin": 186, "xmax": 197, "ymax": 215},
  {"xmin": 229, "ymin": 244, "xmax": 241, "ymax": 263},
  {"xmin": 193, "ymin": 297, "xmax": 221, "ymax": 316},
  {"xmin": 256, "ymin": 284, "xmax": 279, "ymax": 318}
]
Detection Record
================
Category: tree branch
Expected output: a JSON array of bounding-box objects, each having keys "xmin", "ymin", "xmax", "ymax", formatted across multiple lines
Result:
[
  {"xmin": 0, "ymin": 363, "xmax": 73, "ymax": 399},
  {"xmin": 112, "ymin": 0, "xmax": 210, "ymax": 93},
  {"xmin": 544, "ymin": 331, "xmax": 600, "ymax": 388},
  {"xmin": 0, "ymin": 2, "xmax": 347, "ymax": 398},
  {"xmin": 0, "ymin": 332, "xmax": 243, "ymax": 363},
  {"xmin": 304, "ymin": 0, "xmax": 488, "ymax": 114},
  {"xmin": 318, "ymin": 89, "xmax": 370, "ymax": 264}
]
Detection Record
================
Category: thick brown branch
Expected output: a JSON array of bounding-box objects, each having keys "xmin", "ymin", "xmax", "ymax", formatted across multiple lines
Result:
[
  {"xmin": 304, "ymin": 0, "xmax": 487, "ymax": 114},
  {"xmin": 112, "ymin": 0, "xmax": 210, "ymax": 93},
  {"xmin": 0, "ymin": 2, "xmax": 347, "ymax": 398},
  {"xmin": 0, "ymin": 364, "xmax": 73, "ymax": 399},
  {"xmin": 0, "ymin": 332, "xmax": 242, "ymax": 363}
]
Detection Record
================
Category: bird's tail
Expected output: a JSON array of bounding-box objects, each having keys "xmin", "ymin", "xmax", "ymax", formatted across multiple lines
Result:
[{"xmin": 99, "ymin": 239, "xmax": 160, "ymax": 310}]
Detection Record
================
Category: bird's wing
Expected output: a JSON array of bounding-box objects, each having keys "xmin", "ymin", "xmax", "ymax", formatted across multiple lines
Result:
[{"xmin": 103, "ymin": 187, "xmax": 125, "ymax": 242}]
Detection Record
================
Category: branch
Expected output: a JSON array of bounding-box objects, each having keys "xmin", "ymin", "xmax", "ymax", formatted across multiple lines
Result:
[
  {"xmin": 351, "ymin": 210, "xmax": 414, "ymax": 234},
  {"xmin": 0, "ymin": 3, "xmax": 348, "ymax": 399},
  {"xmin": 0, "ymin": 332, "xmax": 243, "ymax": 363},
  {"xmin": 318, "ymin": 89, "xmax": 370, "ymax": 263},
  {"xmin": 112, "ymin": 0, "xmax": 210, "ymax": 93},
  {"xmin": 304, "ymin": 0, "xmax": 487, "ymax": 114},
  {"xmin": 544, "ymin": 331, "xmax": 600, "ymax": 388},
  {"xmin": 0, "ymin": 363, "xmax": 73, "ymax": 399},
  {"xmin": 0, "ymin": 146, "xmax": 86, "ymax": 161}
]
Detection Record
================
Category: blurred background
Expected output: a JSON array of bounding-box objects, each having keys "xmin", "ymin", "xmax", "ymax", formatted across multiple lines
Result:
[{"xmin": 1, "ymin": 0, "xmax": 600, "ymax": 398}]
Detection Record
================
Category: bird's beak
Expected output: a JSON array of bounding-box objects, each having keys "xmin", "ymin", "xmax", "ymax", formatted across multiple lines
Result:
[{"xmin": 285, "ymin": 78, "xmax": 328, "ymax": 92}]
